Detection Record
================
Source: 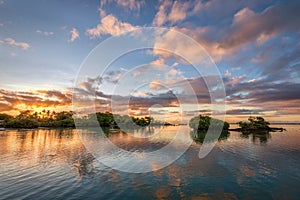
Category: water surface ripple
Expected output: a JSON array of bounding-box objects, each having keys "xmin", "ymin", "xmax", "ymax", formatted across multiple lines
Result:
[{"xmin": 0, "ymin": 125, "xmax": 299, "ymax": 199}]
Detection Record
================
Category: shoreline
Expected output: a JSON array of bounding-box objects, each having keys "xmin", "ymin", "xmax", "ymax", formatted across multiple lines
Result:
[{"xmin": 228, "ymin": 127, "xmax": 286, "ymax": 133}]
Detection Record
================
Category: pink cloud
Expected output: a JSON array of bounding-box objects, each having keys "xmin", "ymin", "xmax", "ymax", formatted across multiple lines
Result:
[
  {"xmin": 68, "ymin": 28, "xmax": 79, "ymax": 42},
  {"xmin": 149, "ymin": 80, "xmax": 163, "ymax": 90},
  {"xmin": 86, "ymin": 14, "xmax": 139, "ymax": 38},
  {"xmin": 219, "ymin": 2, "xmax": 300, "ymax": 49},
  {"xmin": 5, "ymin": 38, "xmax": 30, "ymax": 50},
  {"xmin": 101, "ymin": 0, "xmax": 145, "ymax": 11}
]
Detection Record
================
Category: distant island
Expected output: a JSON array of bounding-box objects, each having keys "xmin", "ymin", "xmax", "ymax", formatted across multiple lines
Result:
[
  {"xmin": 0, "ymin": 110, "xmax": 166, "ymax": 129},
  {"xmin": 0, "ymin": 110, "xmax": 286, "ymax": 134},
  {"xmin": 189, "ymin": 115, "xmax": 230, "ymax": 131},
  {"xmin": 76, "ymin": 112, "xmax": 173, "ymax": 128},
  {"xmin": 188, "ymin": 115, "xmax": 285, "ymax": 133},
  {"xmin": 0, "ymin": 110, "xmax": 75, "ymax": 129},
  {"xmin": 188, "ymin": 115, "xmax": 286, "ymax": 143},
  {"xmin": 189, "ymin": 115, "xmax": 230, "ymax": 143},
  {"xmin": 230, "ymin": 116, "xmax": 286, "ymax": 133}
]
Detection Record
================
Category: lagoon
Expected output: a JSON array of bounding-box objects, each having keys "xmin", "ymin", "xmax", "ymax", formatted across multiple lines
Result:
[{"xmin": 0, "ymin": 125, "xmax": 299, "ymax": 199}]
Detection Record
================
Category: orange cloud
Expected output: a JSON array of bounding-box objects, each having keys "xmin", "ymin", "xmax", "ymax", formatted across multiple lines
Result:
[
  {"xmin": 152, "ymin": 1, "xmax": 202, "ymax": 26},
  {"xmin": 69, "ymin": 28, "xmax": 79, "ymax": 42},
  {"xmin": 149, "ymin": 80, "xmax": 163, "ymax": 90},
  {"xmin": 5, "ymin": 38, "xmax": 30, "ymax": 50},
  {"xmin": 86, "ymin": 14, "xmax": 139, "ymax": 38},
  {"xmin": 0, "ymin": 89, "xmax": 72, "ymax": 115},
  {"xmin": 36, "ymin": 29, "xmax": 54, "ymax": 36}
]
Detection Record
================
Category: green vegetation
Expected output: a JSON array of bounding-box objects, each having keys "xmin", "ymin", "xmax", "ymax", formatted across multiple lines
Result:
[
  {"xmin": 227, "ymin": 116, "xmax": 285, "ymax": 133},
  {"xmin": 132, "ymin": 116, "xmax": 153, "ymax": 126},
  {"xmin": 5, "ymin": 118, "xmax": 39, "ymax": 128},
  {"xmin": 1, "ymin": 110, "xmax": 75, "ymax": 128},
  {"xmin": 0, "ymin": 110, "xmax": 159, "ymax": 128},
  {"xmin": 238, "ymin": 116, "xmax": 270, "ymax": 130},
  {"xmin": 76, "ymin": 112, "xmax": 154, "ymax": 127},
  {"xmin": 238, "ymin": 117, "xmax": 272, "ymax": 143},
  {"xmin": 0, "ymin": 110, "xmax": 157, "ymax": 129},
  {"xmin": 189, "ymin": 115, "xmax": 230, "ymax": 131}
]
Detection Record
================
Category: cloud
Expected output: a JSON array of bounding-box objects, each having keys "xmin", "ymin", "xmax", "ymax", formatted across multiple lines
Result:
[
  {"xmin": 219, "ymin": 1, "xmax": 300, "ymax": 50},
  {"xmin": 175, "ymin": 74, "xmax": 300, "ymax": 117},
  {"xmin": 168, "ymin": 1, "xmax": 190, "ymax": 23},
  {"xmin": 5, "ymin": 38, "xmax": 30, "ymax": 50},
  {"xmin": 263, "ymin": 46, "xmax": 300, "ymax": 81},
  {"xmin": 150, "ymin": 58, "xmax": 168, "ymax": 70},
  {"xmin": 226, "ymin": 108, "xmax": 263, "ymax": 115},
  {"xmin": 113, "ymin": 73, "xmax": 122, "ymax": 83},
  {"xmin": 149, "ymin": 80, "xmax": 163, "ymax": 90},
  {"xmin": 2, "ymin": 72, "xmax": 299, "ymax": 120},
  {"xmin": 77, "ymin": 76, "xmax": 103, "ymax": 94},
  {"xmin": 247, "ymin": 82, "xmax": 300, "ymax": 103},
  {"xmin": 131, "ymin": 91, "xmax": 153, "ymax": 97},
  {"xmin": 0, "ymin": 89, "xmax": 72, "ymax": 113},
  {"xmin": 36, "ymin": 90, "xmax": 72, "ymax": 103},
  {"xmin": 224, "ymin": 84, "xmax": 300, "ymax": 117},
  {"xmin": 98, "ymin": 8, "xmax": 107, "ymax": 18},
  {"xmin": 0, "ymin": 102, "xmax": 13, "ymax": 112},
  {"xmin": 227, "ymin": 75, "xmax": 247, "ymax": 85},
  {"xmin": 132, "ymin": 71, "xmax": 141, "ymax": 78},
  {"xmin": 152, "ymin": 0, "xmax": 200, "ymax": 26},
  {"xmin": 36, "ymin": 30, "xmax": 54, "ymax": 36},
  {"xmin": 69, "ymin": 28, "xmax": 79, "ymax": 42},
  {"xmin": 86, "ymin": 14, "xmax": 139, "ymax": 38},
  {"xmin": 224, "ymin": 75, "xmax": 300, "ymax": 109},
  {"xmin": 114, "ymin": 0, "xmax": 145, "ymax": 10},
  {"xmin": 154, "ymin": 2, "xmax": 300, "ymax": 62},
  {"xmin": 152, "ymin": 0, "xmax": 171, "ymax": 26},
  {"xmin": 171, "ymin": 62, "xmax": 179, "ymax": 67},
  {"xmin": 167, "ymin": 68, "xmax": 182, "ymax": 76},
  {"xmin": 102, "ymin": 71, "xmax": 123, "ymax": 84},
  {"xmin": 225, "ymin": 70, "xmax": 231, "ymax": 77},
  {"xmin": 73, "ymin": 76, "xmax": 182, "ymax": 116},
  {"xmin": 128, "ymin": 90, "xmax": 180, "ymax": 116},
  {"xmin": 247, "ymin": 77, "xmax": 262, "ymax": 83},
  {"xmin": 101, "ymin": 0, "xmax": 145, "ymax": 11},
  {"xmin": 174, "ymin": 76, "xmax": 217, "ymax": 104},
  {"xmin": 151, "ymin": 25, "xmax": 244, "ymax": 63},
  {"xmin": 171, "ymin": 26, "xmax": 237, "ymax": 62},
  {"xmin": 152, "ymin": 28, "xmax": 211, "ymax": 64}
]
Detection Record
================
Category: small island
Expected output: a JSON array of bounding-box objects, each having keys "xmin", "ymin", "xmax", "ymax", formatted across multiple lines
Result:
[
  {"xmin": 189, "ymin": 115, "xmax": 230, "ymax": 143},
  {"xmin": 230, "ymin": 116, "xmax": 286, "ymax": 133},
  {"xmin": 188, "ymin": 115, "xmax": 286, "ymax": 143},
  {"xmin": 189, "ymin": 115, "xmax": 230, "ymax": 131}
]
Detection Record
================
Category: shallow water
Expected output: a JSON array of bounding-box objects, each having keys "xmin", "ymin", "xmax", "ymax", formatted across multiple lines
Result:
[{"xmin": 0, "ymin": 125, "xmax": 299, "ymax": 199}]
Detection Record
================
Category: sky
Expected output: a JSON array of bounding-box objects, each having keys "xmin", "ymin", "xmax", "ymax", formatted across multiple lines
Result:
[{"xmin": 0, "ymin": 0, "xmax": 299, "ymax": 123}]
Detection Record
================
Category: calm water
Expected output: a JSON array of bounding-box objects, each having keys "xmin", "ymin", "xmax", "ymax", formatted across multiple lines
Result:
[{"xmin": 0, "ymin": 125, "xmax": 300, "ymax": 199}]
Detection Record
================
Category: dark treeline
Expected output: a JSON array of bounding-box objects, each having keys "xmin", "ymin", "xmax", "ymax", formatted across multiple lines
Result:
[
  {"xmin": 188, "ymin": 115, "xmax": 284, "ymax": 143},
  {"xmin": 0, "ymin": 110, "xmax": 75, "ymax": 128},
  {"xmin": 188, "ymin": 115, "xmax": 281, "ymax": 132},
  {"xmin": 0, "ymin": 110, "xmax": 163, "ymax": 129},
  {"xmin": 231, "ymin": 116, "xmax": 285, "ymax": 133},
  {"xmin": 189, "ymin": 115, "xmax": 230, "ymax": 143},
  {"xmin": 0, "ymin": 110, "xmax": 282, "ymax": 134},
  {"xmin": 189, "ymin": 115, "xmax": 230, "ymax": 131},
  {"xmin": 76, "ymin": 112, "xmax": 160, "ymax": 127}
]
